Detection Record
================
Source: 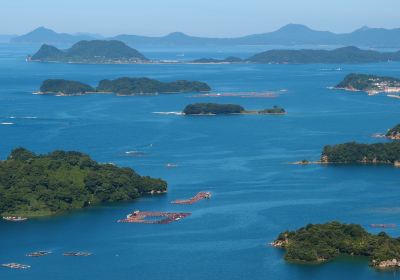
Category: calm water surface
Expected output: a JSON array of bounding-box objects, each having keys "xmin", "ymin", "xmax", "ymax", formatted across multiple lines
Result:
[{"xmin": 1, "ymin": 44, "xmax": 400, "ymax": 280}]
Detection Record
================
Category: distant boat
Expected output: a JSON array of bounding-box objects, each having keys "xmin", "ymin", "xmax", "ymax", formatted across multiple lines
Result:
[{"xmin": 166, "ymin": 163, "xmax": 178, "ymax": 168}]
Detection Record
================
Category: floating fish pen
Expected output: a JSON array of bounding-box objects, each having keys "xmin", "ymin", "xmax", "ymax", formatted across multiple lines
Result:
[
  {"xmin": 1, "ymin": 263, "xmax": 30, "ymax": 269},
  {"xmin": 26, "ymin": 251, "xmax": 51, "ymax": 257},
  {"xmin": 63, "ymin": 252, "xmax": 92, "ymax": 257},
  {"xmin": 370, "ymin": 224, "xmax": 397, "ymax": 228},
  {"xmin": 172, "ymin": 192, "xmax": 211, "ymax": 205},
  {"xmin": 2, "ymin": 216, "xmax": 28, "ymax": 222},
  {"xmin": 118, "ymin": 211, "xmax": 191, "ymax": 224}
]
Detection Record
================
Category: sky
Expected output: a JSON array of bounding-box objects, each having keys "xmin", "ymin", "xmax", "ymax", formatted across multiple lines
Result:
[{"xmin": 1, "ymin": 0, "xmax": 399, "ymax": 37}]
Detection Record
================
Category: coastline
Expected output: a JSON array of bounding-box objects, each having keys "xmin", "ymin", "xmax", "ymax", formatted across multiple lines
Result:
[
  {"xmin": 334, "ymin": 86, "xmax": 400, "ymax": 96},
  {"xmin": 291, "ymin": 160, "xmax": 400, "ymax": 167},
  {"xmin": 185, "ymin": 111, "xmax": 286, "ymax": 116}
]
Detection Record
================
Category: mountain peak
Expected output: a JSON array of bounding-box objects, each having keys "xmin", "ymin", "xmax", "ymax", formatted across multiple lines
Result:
[
  {"xmin": 355, "ymin": 26, "xmax": 371, "ymax": 32},
  {"xmin": 277, "ymin": 24, "xmax": 312, "ymax": 33},
  {"xmin": 165, "ymin": 32, "xmax": 190, "ymax": 38},
  {"xmin": 30, "ymin": 26, "xmax": 56, "ymax": 34}
]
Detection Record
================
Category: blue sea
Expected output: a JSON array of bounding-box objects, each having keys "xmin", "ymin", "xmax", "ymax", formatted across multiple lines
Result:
[{"xmin": 1, "ymin": 44, "xmax": 400, "ymax": 280}]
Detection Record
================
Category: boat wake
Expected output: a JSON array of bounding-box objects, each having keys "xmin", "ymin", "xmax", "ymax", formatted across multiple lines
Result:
[
  {"xmin": 190, "ymin": 92, "xmax": 278, "ymax": 98},
  {"xmin": 125, "ymin": 150, "xmax": 146, "ymax": 157}
]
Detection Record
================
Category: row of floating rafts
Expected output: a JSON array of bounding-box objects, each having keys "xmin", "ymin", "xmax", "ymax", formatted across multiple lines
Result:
[
  {"xmin": 370, "ymin": 224, "xmax": 397, "ymax": 228},
  {"xmin": 119, "ymin": 192, "xmax": 211, "ymax": 224},
  {"xmin": 26, "ymin": 251, "xmax": 51, "ymax": 257},
  {"xmin": 63, "ymin": 252, "xmax": 92, "ymax": 257},
  {"xmin": 1, "ymin": 251, "xmax": 92, "ymax": 270}
]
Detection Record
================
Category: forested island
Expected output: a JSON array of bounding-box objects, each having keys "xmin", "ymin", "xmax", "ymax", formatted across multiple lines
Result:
[
  {"xmin": 37, "ymin": 78, "xmax": 211, "ymax": 96},
  {"xmin": 321, "ymin": 142, "xmax": 400, "ymax": 166},
  {"xmin": 386, "ymin": 124, "xmax": 400, "ymax": 140},
  {"xmin": 97, "ymin": 77, "xmax": 211, "ymax": 95},
  {"xmin": 29, "ymin": 40, "xmax": 148, "ymax": 64},
  {"xmin": 39, "ymin": 79, "xmax": 95, "ymax": 95},
  {"xmin": 0, "ymin": 148, "xmax": 167, "ymax": 217},
  {"xmin": 335, "ymin": 73, "xmax": 400, "ymax": 94},
  {"xmin": 191, "ymin": 56, "xmax": 242, "ymax": 63},
  {"xmin": 246, "ymin": 46, "xmax": 400, "ymax": 64},
  {"xmin": 272, "ymin": 221, "xmax": 400, "ymax": 269},
  {"xmin": 183, "ymin": 103, "xmax": 285, "ymax": 115}
]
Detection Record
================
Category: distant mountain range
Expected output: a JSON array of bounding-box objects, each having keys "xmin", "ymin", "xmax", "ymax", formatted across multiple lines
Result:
[
  {"xmin": 8, "ymin": 24, "xmax": 400, "ymax": 48},
  {"xmin": 10, "ymin": 27, "xmax": 102, "ymax": 45},
  {"xmin": 0, "ymin": 34, "xmax": 16, "ymax": 43}
]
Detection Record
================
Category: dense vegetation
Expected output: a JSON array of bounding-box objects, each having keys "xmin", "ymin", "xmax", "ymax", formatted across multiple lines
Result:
[
  {"xmin": 258, "ymin": 106, "xmax": 286, "ymax": 114},
  {"xmin": 183, "ymin": 103, "xmax": 245, "ymax": 115},
  {"xmin": 38, "ymin": 78, "xmax": 210, "ymax": 95},
  {"xmin": 0, "ymin": 148, "xmax": 167, "ymax": 217},
  {"xmin": 40, "ymin": 79, "xmax": 95, "ymax": 95},
  {"xmin": 183, "ymin": 103, "xmax": 286, "ymax": 115},
  {"xmin": 274, "ymin": 222, "xmax": 400, "ymax": 265},
  {"xmin": 386, "ymin": 124, "xmax": 400, "ymax": 139},
  {"xmin": 30, "ymin": 40, "xmax": 148, "ymax": 63},
  {"xmin": 97, "ymin": 77, "xmax": 211, "ymax": 95},
  {"xmin": 336, "ymin": 73, "xmax": 400, "ymax": 91},
  {"xmin": 321, "ymin": 142, "xmax": 400, "ymax": 164},
  {"xmin": 247, "ymin": 46, "xmax": 400, "ymax": 64}
]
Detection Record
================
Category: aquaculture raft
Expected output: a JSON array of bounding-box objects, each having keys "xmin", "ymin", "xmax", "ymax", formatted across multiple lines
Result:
[
  {"xmin": 118, "ymin": 211, "xmax": 191, "ymax": 224},
  {"xmin": 171, "ymin": 192, "xmax": 211, "ymax": 205},
  {"xmin": 1, "ymin": 263, "xmax": 30, "ymax": 269},
  {"xmin": 63, "ymin": 252, "xmax": 92, "ymax": 257},
  {"xmin": 26, "ymin": 251, "xmax": 51, "ymax": 257},
  {"xmin": 370, "ymin": 224, "xmax": 397, "ymax": 228},
  {"xmin": 2, "ymin": 216, "xmax": 27, "ymax": 222}
]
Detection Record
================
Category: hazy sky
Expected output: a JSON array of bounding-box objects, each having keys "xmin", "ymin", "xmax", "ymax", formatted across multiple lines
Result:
[{"xmin": 1, "ymin": 0, "xmax": 399, "ymax": 36}]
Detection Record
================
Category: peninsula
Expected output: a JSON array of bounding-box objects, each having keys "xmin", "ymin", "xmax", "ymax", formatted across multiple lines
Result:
[
  {"xmin": 335, "ymin": 73, "xmax": 400, "ymax": 94},
  {"xmin": 37, "ymin": 78, "xmax": 211, "ymax": 96},
  {"xmin": 272, "ymin": 221, "xmax": 400, "ymax": 269},
  {"xmin": 247, "ymin": 46, "xmax": 400, "ymax": 64},
  {"xmin": 28, "ymin": 40, "xmax": 148, "ymax": 64},
  {"xmin": 0, "ymin": 148, "xmax": 167, "ymax": 217},
  {"xmin": 320, "ymin": 141, "xmax": 400, "ymax": 166},
  {"xmin": 183, "ymin": 103, "xmax": 285, "ymax": 115}
]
